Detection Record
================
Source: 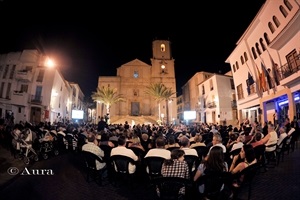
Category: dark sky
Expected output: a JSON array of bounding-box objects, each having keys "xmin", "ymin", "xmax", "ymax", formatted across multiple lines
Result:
[{"xmin": 0, "ymin": 0, "xmax": 265, "ymax": 97}]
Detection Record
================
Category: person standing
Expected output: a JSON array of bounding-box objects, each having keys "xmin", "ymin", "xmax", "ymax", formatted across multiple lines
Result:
[
  {"xmin": 97, "ymin": 117, "xmax": 107, "ymax": 132},
  {"xmin": 273, "ymin": 110, "xmax": 278, "ymax": 127}
]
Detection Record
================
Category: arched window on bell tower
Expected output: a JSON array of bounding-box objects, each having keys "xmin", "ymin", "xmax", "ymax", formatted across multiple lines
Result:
[{"xmin": 160, "ymin": 44, "xmax": 166, "ymax": 52}]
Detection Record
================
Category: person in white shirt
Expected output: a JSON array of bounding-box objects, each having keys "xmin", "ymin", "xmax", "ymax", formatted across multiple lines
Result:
[
  {"xmin": 230, "ymin": 135, "xmax": 245, "ymax": 152},
  {"xmin": 82, "ymin": 133, "xmax": 106, "ymax": 170},
  {"xmin": 277, "ymin": 126, "xmax": 288, "ymax": 148},
  {"xmin": 110, "ymin": 135, "xmax": 138, "ymax": 174},
  {"xmin": 205, "ymin": 133, "xmax": 226, "ymax": 160},
  {"xmin": 145, "ymin": 136, "xmax": 171, "ymax": 159},
  {"xmin": 144, "ymin": 136, "xmax": 171, "ymax": 174},
  {"xmin": 180, "ymin": 136, "xmax": 198, "ymax": 156},
  {"xmin": 262, "ymin": 124, "xmax": 278, "ymax": 152}
]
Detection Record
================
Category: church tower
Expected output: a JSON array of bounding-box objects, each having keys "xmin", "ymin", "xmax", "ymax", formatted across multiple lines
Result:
[
  {"xmin": 151, "ymin": 40, "xmax": 175, "ymax": 78},
  {"xmin": 150, "ymin": 39, "xmax": 177, "ymax": 123}
]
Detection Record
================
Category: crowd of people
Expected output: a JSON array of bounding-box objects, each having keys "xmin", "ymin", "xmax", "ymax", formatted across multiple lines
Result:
[{"xmin": 0, "ymin": 115, "xmax": 299, "ymax": 199}]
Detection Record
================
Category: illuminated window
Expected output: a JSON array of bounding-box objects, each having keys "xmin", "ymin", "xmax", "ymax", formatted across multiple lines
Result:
[{"xmin": 160, "ymin": 44, "xmax": 166, "ymax": 52}]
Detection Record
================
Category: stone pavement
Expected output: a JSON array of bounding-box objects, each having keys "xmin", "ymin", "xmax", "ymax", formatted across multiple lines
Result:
[{"xmin": 1, "ymin": 142, "xmax": 300, "ymax": 200}]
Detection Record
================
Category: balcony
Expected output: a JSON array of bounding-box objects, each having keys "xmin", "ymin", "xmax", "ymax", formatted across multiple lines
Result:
[
  {"xmin": 15, "ymin": 70, "xmax": 33, "ymax": 82},
  {"xmin": 279, "ymin": 62, "xmax": 300, "ymax": 87},
  {"xmin": 29, "ymin": 95, "xmax": 43, "ymax": 104},
  {"xmin": 206, "ymin": 101, "xmax": 216, "ymax": 108},
  {"xmin": 12, "ymin": 91, "xmax": 29, "ymax": 106}
]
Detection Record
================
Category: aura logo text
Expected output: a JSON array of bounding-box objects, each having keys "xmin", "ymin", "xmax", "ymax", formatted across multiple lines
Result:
[{"xmin": 21, "ymin": 167, "xmax": 54, "ymax": 175}]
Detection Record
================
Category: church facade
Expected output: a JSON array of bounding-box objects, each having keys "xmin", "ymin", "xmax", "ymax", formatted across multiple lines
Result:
[{"xmin": 96, "ymin": 40, "xmax": 177, "ymax": 124}]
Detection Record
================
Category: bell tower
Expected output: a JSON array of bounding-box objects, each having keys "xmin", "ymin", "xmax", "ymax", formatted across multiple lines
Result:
[
  {"xmin": 150, "ymin": 39, "xmax": 177, "ymax": 123},
  {"xmin": 151, "ymin": 40, "xmax": 175, "ymax": 77}
]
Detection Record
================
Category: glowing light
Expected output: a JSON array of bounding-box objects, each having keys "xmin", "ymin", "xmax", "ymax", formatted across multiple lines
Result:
[
  {"xmin": 278, "ymin": 96, "xmax": 300, "ymax": 106},
  {"xmin": 45, "ymin": 58, "xmax": 55, "ymax": 68}
]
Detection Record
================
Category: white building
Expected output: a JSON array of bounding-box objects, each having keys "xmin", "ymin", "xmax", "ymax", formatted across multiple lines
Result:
[
  {"xmin": 0, "ymin": 49, "xmax": 84, "ymax": 125},
  {"xmin": 226, "ymin": 0, "xmax": 300, "ymax": 125},
  {"xmin": 180, "ymin": 71, "xmax": 237, "ymax": 125},
  {"xmin": 196, "ymin": 72, "xmax": 237, "ymax": 125}
]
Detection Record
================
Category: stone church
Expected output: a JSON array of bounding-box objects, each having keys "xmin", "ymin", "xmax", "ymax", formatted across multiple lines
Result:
[{"xmin": 96, "ymin": 39, "xmax": 177, "ymax": 124}]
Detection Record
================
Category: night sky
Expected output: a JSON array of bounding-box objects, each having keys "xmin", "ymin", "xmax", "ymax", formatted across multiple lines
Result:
[{"xmin": 0, "ymin": 0, "xmax": 265, "ymax": 97}]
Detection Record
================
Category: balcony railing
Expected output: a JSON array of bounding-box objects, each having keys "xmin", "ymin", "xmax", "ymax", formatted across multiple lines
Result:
[
  {"xmin": 29, "ymin": 95, "xmax": 43, "ymax": 104},
  {"xmin": 12, "ymin": 91, "xmax": 28, "ymax": 106},
  {"xmin": 15, "ymin": 70, "xmax": 33, "ymax": 82},
  {"xmin": 278, "ymin": 53, "xmax": 300, "ymax": 81}
]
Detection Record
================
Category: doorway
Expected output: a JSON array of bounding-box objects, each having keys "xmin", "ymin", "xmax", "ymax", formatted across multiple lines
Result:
[
  {"xmin": 131, "ymin": 102, "xmax": 140, "ymax": 116},
  {"xmin": 30, "ymin": 107, "xmax": 41, "ymax": 125}
]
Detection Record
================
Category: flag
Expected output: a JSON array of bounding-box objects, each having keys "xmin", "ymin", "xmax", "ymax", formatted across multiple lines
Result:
[
  {"xmin": 261, "ymin": 62, "xmax": 271, "ymax": 90},
  {"xmin": 246, "ymin": 72, "xmax": 254, "ymax": 95},
  {"xmin": 248, "ymin": 72, "xmax": 254, "ymax": 85},
  {"xmin": 255, "ymin": 63, "xmax": 262, "ymax": 94},
  {"xmin": 269, "ymin": 54, "xmax": 280, "ymax": 86}
]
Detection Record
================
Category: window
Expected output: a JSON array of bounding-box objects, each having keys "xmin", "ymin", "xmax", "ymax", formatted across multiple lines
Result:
[
  {"xmin": 244, "ymin": 52, "xmax": 248, "ymax": 61},
  {"xmin": 9, "ymin": 65, "xmax": 16, "ymax": 79},
  {"xmin": 273, "ymin": 16, "xmax": 280, "ymax": 27},
  {"xmin": 284, "ymin": 0, "xmax": 293, "ymax": 11},
  {"xmin": 240, "ymin": 56, "xmax": 244, "ymax": 65},
  {"xmin": 160, "ymin": 44, "xmax": 166, "ymax": 52},
  {"xmin": 280, "ymin": 5, "xmax": 288, "ymax": 18},
  {"xmin": 2, "ymin": 65, "xmax": 9, "ymax": 79},
  {"xmin": 235, "ymin": 61, "xmax": 239, "ymax": 70},
  {"xmin": 36, "ymin": 69, "xmax": 45, "ymax": 82},
  {"xmin": 256, "ymin": 43, "xmax": 261, "ymax": 55},
  {"xmin": 236, "ymin": 84, "xmax": 244, "ymax": 100},
  {"xmin": 286, "ymin": 49, "xmax": 300, "ymax": 73},
  {"xmin": 202, "ymin": 85, "xmax": 205, "ymax": 95},
  {"xmin": 0, "ymin": 82, "xmax": 4, "ymax": 98},
  {"xmin": 35, "ymin": 86, "xmax": 42, "ymax": 98},
  {"xmin": 26, "ymin": 66, "xmax": 33, "ymax": 71},
  {"xmin": 210, "ymin": 80, "xmax": 213, "ymax": 91},
  {"xmin": 6, "ymin": 82, "xmax": 11, "ymax": 99},
  {"xmin": 252, "ymin": 47, "xmax": 257, "ymax": 59},
  {"xmin": 260, "ymin": 38, "xmax": 266, "ymax": 51},
  {"xmin": 232, "ymin": 64, "xmax": 236, "ymax": 72},
  {"xmin": 21, "ymin": 84, "xmax": 28, "ymax": 93},
  {"xmin": 133, "ymin": 71, "xmax": 139, "ymax": 78},
  {"xmin": 230, "ymin": 79, "xmax": 235, "ymax": 90},
  {"xmin": 268, "ymin": 22, "xmax": 275, "ymax": 33},
  {"xmin": 264, "ymin": 33, "xmax": 271, "ymax": 45}
]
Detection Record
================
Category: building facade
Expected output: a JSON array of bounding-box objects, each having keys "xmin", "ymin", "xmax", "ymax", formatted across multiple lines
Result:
[
  {"xmin": 96, "ymin": 40, "xmax": 177, "ymax": 124},
  {"xmin": 226, "ymin": 0, "xmax": 300, "ymax": 125},
  {"xmin": 0, "ymin": 50, "xmax": 84, "ymax": 125},
  {"xmin": 196, "ymin": 72, "xmax": 237, "ymax": 125},
  {"xmin": 181, "ymin": 72, "xmax": 214, "ymax": 122},
  {"xmin": 180, "ymin": 71, "xmax": 237, "ymax": 125}
]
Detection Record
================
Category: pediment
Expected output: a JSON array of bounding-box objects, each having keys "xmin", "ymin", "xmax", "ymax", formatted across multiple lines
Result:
[{"xmin": 120, "ymin": 59, "xmax": 151, "ymax": 68}]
